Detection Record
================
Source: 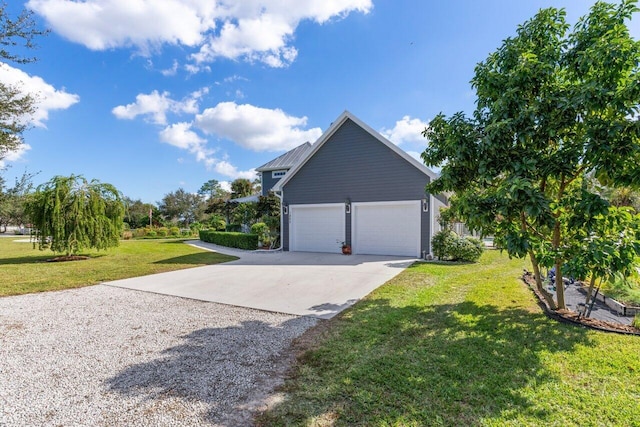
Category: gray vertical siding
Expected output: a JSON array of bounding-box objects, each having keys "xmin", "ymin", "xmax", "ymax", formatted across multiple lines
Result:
[
  {"xmin": 261, "ymin": 171, "xmax": 282, "ymax": 196},
  {"xmin": 282, "ymin": 118, "xmax": 433, "ymax": 254}
]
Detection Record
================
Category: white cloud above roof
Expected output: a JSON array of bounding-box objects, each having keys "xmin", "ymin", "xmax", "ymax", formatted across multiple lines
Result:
[
  {"xmin": 0, "ymin": 63, "xmax": 79, "ymax": 128},
  {"xmin": 28, "ymin": 0, "xmax": 372, "ymax": 68},
  {"xmin": 214, "ymin": 160, "xmax": 256, "ymax": 180},
  {"xmin": 113, "ymin": 90, "xmax": 318, "ymax": 179},
  {"xmin": 380, "ymin": 115, "xmax": 429, "ymax": 145},
  {"xmin": 159, "ymin": 121, "xmax": 254, "ymax": 180},
  {"xmin": 194, "ymin": 102, "xmax": 322, "ymax": 152}
]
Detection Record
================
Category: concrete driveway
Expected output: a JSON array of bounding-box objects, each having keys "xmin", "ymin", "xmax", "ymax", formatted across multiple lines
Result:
[{"xmin": 106, "ymin": 241, "xmax": 415, "ymax": 319}]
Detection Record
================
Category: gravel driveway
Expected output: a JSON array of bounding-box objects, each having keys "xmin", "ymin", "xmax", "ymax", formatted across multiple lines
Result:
[{"xmin": 0, "ymin": 285, "xmax": 318, "ymax": 426}]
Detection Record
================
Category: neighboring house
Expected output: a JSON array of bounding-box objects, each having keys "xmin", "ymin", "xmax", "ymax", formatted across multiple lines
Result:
[
  {"xmin": 261, "ymin": 110, "xmax": 446, "ymax": 258},
  {"xmin": 256, "ymin": 141, "xmax": 313, "ymax": 195}
]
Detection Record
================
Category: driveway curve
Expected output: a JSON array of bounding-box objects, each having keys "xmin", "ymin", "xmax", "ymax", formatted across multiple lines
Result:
[{"xmin": 107, "ymin": 240, "xmax": 415, "ymax": 319}]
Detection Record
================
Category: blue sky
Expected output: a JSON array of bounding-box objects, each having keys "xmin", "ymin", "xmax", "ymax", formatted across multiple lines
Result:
[{"xmin": 2, "ymin": 0, "xmax": 638, "ymax": 204}]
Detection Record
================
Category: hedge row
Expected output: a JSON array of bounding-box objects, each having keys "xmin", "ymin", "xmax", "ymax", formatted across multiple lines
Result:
[{"xmin": 199, "ymin": 230, "xmax": 258, "ymax": 250}]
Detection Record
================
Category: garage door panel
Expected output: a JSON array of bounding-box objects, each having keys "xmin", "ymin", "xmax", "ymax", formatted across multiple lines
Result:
[
  {"xmin": 353, "ymin": 202, "xmax": 420, "ymax": 257},
  {"xmin": 290, "ymin": 204, "xmax": 344, "ymax": 253}
]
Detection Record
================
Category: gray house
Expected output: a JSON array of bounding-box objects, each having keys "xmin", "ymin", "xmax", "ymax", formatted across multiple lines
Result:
[{"xmin": 262, "ymin": 111, "xmax": 446, "ymax": 258}]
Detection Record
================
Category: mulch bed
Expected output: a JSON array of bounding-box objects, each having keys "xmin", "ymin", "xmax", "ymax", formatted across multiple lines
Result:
[{"xmin": 522, "ymin": 271, "xmax": 640, "ymax": 336}]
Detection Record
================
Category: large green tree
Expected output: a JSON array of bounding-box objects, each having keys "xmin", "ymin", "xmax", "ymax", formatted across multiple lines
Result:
[
  {"xmin": 158, "ymin": 188, "xmax": 206, "ymax": 228},
  {"xmin": 422, "ymin": 1, "xmax": 640, "ymax": 309},
  {"xmin": 198, "ymin": 179, "xmax": 229, "ymax": 200},
  {"xmin": 122, "ymin": 196, "xmax": 158, "ymax": 229},
  {"xmin": 26, "ymin": 175, "xmax": 124, "ymax": 256},
  {"xmin": 0, "ymin": 169, "xmax": 36, "ymax": 232},
  {"xmin": 230, "ymin": 178, "xmax": 254, "ymax": 199},
  {"xmin": 0, "ymin": 3, "xmax": 47, "ymax": 162}
]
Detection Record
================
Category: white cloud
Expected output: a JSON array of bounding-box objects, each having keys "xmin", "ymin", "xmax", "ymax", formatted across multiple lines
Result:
[
  {"xmin": 28, "ymin": 0, "xmax": 372, "ymax": 68},
  {"xmin": 222, "ymin": 75, "xmax": 249, "ymax": 84},
  {"xmin": 112, "ymin": 89, "xmax": 207, "ymax": 125},
  {"xmin": 381, "ymin": 116, "xmax": 429, "ymax": 145},
  {"xmin": 0, "ymin": 144, "xmax": 31, "ymax": 169},
  {"xmin": 214, "ymin": 160, "xmax": 256, "ymax": 180},
  {"xmin": 194, "ymin": 102, "xmax": 322, "ymax": 151},
  {"xmin": 219, "ymin": 180, "xmax": 231, "ymax": 192},
  {"xmin": 159, "ymin": 122, "xmax": 212, "ymax": 163},
  {"xmin": 27, "ymin": 0, "xmax": 214, "ymax": 53},
  {"xmin": 160, "ymin": 60, "xmax": 179, "ymax": 76},
  {"xmin": 0, "ymin": 63, "xmax": 79, "ymax": 128},
  {"xmin": 158, "ymin": 121, "xmax": 255, "ymax": 180}
]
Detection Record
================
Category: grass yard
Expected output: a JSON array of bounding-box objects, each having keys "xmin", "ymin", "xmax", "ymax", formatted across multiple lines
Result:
[
  {"xmin": 258, "ymin": 250, "xmax": 640, "ymax": 427},
  {"xmin": 0, "ymin": 238, "xmax": 237, "ymax": 296}
]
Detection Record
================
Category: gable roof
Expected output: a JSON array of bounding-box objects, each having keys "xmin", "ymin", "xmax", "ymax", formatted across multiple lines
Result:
[
  {"xmin": 256, "ymin": 142, "xmax": 313, "ymax": 172},
  {"xmin": 273, "ymin": 110, "xmax": 437, "ymax": 191}
]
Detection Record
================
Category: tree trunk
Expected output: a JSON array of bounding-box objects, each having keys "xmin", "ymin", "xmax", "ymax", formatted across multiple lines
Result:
[
  {"xmin": 521, "ymin": 212, "xmax": 556, "ymax": 309},
  {"xmin": 582, "ymin": 276, "xmax": 597, "ymax": 318},
  {"xmin": 551, "ymin": 209, "xmax": 566, "ymax": 310},
  {"xmin": 528, "ymin": 250, "xmax": 557, "ymax": 310},
  {"xmin": 555, "ymin": 260, "xmax": 566, "ymax": 310}
]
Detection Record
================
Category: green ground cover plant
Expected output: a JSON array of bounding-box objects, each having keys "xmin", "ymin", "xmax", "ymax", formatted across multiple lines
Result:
[
  {"xmin": 258, "ymin": 250, "xmax": 640, "ymax": 426},
  {"xmin": 602, "ymin": 272, "xmax": 640, "ymax": 306},
  {"xmin": 0, "ymin": 238, "xmax": 236, "ymax": 296}
]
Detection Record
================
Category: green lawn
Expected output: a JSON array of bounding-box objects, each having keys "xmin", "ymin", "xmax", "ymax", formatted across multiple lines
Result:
[
  {"xmin": 257, "ymin": 250, "xmax": 640, "ymax": 427},
  {"xmin": 0, "ymin": 238, "xmax": 237, "ymax": 296}
]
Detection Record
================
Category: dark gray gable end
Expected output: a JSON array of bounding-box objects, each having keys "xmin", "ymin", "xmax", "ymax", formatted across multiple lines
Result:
[
  {"xmin": 275, "ymin": 111, "xmax": 440, "ymax": 254},
  {"xmin": 274, "ymin": 111, "xmax": 436, "ymax": 192}
]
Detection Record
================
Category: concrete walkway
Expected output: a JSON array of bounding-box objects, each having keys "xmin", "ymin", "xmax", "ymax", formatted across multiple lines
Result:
[{"xmin": 106, "ymin": 241, "xmax": 415, "ymax": 319}]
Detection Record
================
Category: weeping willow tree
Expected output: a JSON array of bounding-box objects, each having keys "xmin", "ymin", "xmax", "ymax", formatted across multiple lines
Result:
[{"xmin": 26, "ymin": 175, "xmax": 124, "ymax": 257}]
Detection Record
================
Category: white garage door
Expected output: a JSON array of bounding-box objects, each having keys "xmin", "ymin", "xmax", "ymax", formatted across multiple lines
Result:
[
  {"xmin": 352, "ymin": 201, "xmax": 421, "ymax": 257},
  {"xmin": 290, "ymin": 204, "xmax": 345, "ymax": 253}
]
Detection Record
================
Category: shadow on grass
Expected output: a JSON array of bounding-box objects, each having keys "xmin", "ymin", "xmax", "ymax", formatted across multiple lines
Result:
[
  {"xmin": 104, "ymin": 317, "xmax": 316, "ymax": 425},
  {"xmin": 0, "ymin": 253, "xmax": 106, "ymax": 265},
  {"xmin": 258, "ymin": 298, "xmax": 593, "ymax": 426}
]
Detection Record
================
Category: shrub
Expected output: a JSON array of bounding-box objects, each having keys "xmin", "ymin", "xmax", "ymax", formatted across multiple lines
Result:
[
  {"xmin": 199, "ymin": 230, "xmax": 258, "ymax": 250},
  {"xmin": 602, "ymin": 272, "xmax": 640, "ymax": 306},
  {"xmin": 190, "ymin": 222, "xmax": 204, "ymax": 233},
  {"xmin": 122, "ymin": 231, "xmax": 133, "ymax": 240},
  {"xmin": 432, "ymin": 229, "xmax": 457, "ymax": 260},
  {"xmin": 431, "ymin": 230, "xmax": 484, "ymax": 262},
  {"xmin": 208, "ymin": 215, "xmax": 226, "ymax": 231},
  {"xmin": 170, "ymin": 226, "xmax": 180, "ymax": 236},
  {"xmin": 226, "ymin": 223, "xmax": 242, "ymax": 232},
  {"xmin": 146, "ymin": 230, "xmax": 157, "ymax": 238},
  {"xmin": 450, "ymin": 237, "xmax": 484, "ymax": 263},
  {"xmin": 157, "ymin": 227, "xmax": 169, "ymax": 237},
  {"xmin": 251, "ymin": 222, "xmax": 270, "ymax": 245},
  {"xmin": 133, "ymin": 228, "xmax": 146, "ymax": 238}
]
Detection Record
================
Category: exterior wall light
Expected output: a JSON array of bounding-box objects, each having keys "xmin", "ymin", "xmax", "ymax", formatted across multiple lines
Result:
[
  {"xmin": 422, "ymin": 198, "xmax": 428, "ymax": 212},
  {"xmin": 345, "ymin": 199, "xmax": 351, "ymax": 214}
]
